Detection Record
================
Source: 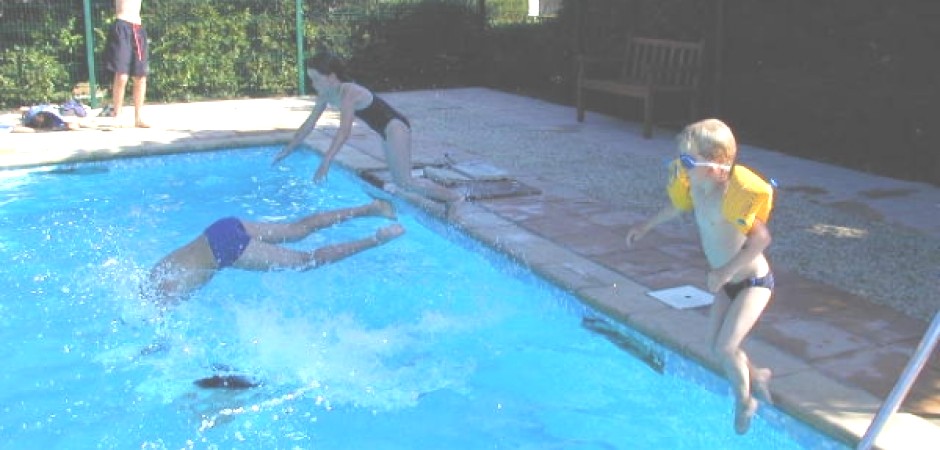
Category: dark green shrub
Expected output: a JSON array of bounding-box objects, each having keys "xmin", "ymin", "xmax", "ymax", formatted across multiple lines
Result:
[
  {"xmin": 0, "ymin": 46, "xmax": 70, "ymax": 107},
  {"xmin": 148, "ymin": 2, "xmax": 251, "ymax": 101}
]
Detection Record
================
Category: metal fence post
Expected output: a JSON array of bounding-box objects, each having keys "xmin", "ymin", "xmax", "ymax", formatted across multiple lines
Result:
[
  {"xmin": 82, "ymin": 0, "xmax": 99, "ymax": 108},
  {"xmin": 296, "ymin": 0, "xmax": 305, "ymax": 96}
]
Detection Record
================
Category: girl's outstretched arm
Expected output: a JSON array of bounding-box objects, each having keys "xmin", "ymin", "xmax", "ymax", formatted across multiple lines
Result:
[{"xmin": 273, "ymin": 101, "xmax": 328, "ymax": 164}]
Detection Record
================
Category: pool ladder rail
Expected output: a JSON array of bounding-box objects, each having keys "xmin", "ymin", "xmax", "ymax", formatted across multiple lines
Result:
[{"xmin": 856, "ymin": 310, "xmax": 940, "ymax": 450}]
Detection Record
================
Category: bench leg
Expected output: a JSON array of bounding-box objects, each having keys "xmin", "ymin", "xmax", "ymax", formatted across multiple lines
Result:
[
  {"xmin": 642, "ymin": 94, "xmax": 653, "ymax": 138},
  {"xmin": 576, "ymin": 88, "xmax": 585, "ymax": 122}
]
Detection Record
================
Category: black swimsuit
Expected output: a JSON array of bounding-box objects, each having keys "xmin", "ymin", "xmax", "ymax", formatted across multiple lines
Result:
[
  {"xmin": 722, "ymin": 272, "xmax": 775, "ymax": 301},
  {"xmin": 354, "ymin": 95, "xmax": 410, "ymax": 139}
]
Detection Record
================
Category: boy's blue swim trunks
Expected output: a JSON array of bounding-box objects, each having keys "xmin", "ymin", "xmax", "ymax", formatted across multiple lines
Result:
[{"xmin": 203, "ymin": 217, "xmax": 250, "ymax": 268}]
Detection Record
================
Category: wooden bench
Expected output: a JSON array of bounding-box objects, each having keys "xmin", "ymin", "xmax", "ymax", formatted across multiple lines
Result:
[{"xmin": 576, "ymin": 36, "xmax": 704, "ymax": 138}]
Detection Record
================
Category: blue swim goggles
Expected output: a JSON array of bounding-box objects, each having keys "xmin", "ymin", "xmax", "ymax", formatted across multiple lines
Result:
[{"xmin": 678, "ymin": 153, "xmax": 731, "ymax": 171}]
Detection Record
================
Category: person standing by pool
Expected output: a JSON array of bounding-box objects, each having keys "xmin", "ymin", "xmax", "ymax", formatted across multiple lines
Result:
[
  {"xmin": 104, "ymin": 0, "xmax": 150, "ymax": 128},
  {"xmin": 625, "ymin": 119, "xmax": 775, "ymax": 434},
  {"xmin": 145, "ymin": 199, "xmax": 404, "ymax": 304},
  {"xmin": 272, "ymin": 53, "xmax": 462, "ymax": 208}
]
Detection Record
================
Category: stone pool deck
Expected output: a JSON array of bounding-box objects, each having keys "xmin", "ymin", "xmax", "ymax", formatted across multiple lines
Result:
[{"xmin": 2, "ymin": 88, "xmax": 938, "ymax": 449}]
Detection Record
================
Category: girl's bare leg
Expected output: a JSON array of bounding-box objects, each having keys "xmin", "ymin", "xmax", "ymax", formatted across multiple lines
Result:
[{"xmin": 384, "ymin": 122, "xmax": 461, "ymax": 204}]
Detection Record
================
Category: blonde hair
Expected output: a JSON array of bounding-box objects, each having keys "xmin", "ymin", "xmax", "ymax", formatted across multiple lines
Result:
[{"xmin": 677, "ymin": 118, "xmax": 737, "ymax": 165}]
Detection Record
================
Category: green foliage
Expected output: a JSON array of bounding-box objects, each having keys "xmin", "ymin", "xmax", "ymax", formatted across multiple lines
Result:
[
  {"xmin": 0, "ymin": 46, "xmax": 71, "ymax": 107},
  {"xmin": 348, "ymin": 1, "xmax": 485, "ymax": 90},
  {"xmin": 0, "ymin": 4, "xmax": 83, "ymax": 108},
  {"xmin": 482, "ymin": 22, "xmax": 573, "ymax": 101},
  {"xmin": 148, "ymin": 2, "xmax": 252, "ymax": 101}
]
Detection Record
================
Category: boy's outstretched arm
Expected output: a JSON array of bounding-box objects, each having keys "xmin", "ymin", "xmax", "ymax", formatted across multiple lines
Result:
[
  {"xmin": 706, "ymin": 219, "xmax": 773, "ymax": 292},
  {"xmin": 625, "ymin": 204, "xmax": 683, "ymax": 247}
]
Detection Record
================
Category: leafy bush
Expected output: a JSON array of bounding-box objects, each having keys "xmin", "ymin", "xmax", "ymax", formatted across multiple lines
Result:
[{"xmin": 0, "ymin": 46, "xmax": 70, "ymax": 106}]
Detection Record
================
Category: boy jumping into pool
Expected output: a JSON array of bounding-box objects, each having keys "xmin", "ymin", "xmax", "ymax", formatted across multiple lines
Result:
[
  {"xmin": 625, "ymin": 119, "xmax": 775, "ymax": 434},
  {"xmin": 145, "ymin": 199, "xmax": 404, "ymax": 304},
  {"xmin": 272, "ymin": 52, "xmax": 463, "ymax": 210}
]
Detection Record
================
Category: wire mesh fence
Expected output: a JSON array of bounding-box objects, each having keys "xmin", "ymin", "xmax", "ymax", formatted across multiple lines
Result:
[{"xmin": 0, "ymin": 0, "xmax": 530, "ymax": 110}]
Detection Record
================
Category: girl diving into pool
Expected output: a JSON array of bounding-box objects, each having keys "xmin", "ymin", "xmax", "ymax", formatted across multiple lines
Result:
[
  {"xmin": 272, "ymin": 52, "xmax": 463, "ymax": 210},
  {"xmin": 144, "ymin": 198, "xmax": 404, "ymax": 305}
]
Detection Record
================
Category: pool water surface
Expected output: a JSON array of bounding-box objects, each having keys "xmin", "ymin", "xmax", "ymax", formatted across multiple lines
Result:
[{"xmin": 0, "ymin": 147, "xmax": 845, "ymax": 449}]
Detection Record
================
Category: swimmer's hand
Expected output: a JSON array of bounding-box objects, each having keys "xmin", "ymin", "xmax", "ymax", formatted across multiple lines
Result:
[{"xmin": 375, "ymin": 223, "xmax": 406, "ymax": 243}]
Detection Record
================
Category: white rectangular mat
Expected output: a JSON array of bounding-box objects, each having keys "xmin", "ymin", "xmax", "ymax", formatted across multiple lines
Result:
[{"xmin": 648, "ymin": 285, "xmax": 714, "ymax": 309}]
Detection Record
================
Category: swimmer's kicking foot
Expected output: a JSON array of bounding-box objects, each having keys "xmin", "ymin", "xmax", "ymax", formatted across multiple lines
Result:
[
  {"xmin": 375, "ymin": 223, "xmax": 405, "ymax": 243},
  {"xmin": 369, "ymin": 198, "xmax": 397, "ymax": 220},
  {"xmin": 735, "ymin": 396, "xmax": 759, "ymax": 435}
]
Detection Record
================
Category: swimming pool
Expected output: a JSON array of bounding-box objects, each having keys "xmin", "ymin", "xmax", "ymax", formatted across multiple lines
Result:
[{"xmin": 0, "ymin": 146, "xmax": 845, "ymax": 449}]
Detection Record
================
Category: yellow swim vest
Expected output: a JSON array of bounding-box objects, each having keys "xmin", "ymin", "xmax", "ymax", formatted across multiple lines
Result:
[{"xmin": 666, "ymin": 160, "xmax": 774, "ymax": 234}]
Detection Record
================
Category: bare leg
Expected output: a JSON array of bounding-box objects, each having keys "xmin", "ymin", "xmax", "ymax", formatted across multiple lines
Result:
[
  {"xmin": 243, "ymin": 199, "xmax": 396, "ymax": 243},
  {"xmin": 384, "ymin": 121, "xmax": 461, "ymax": 204},
  {"xmin": 111, "ymin": 72, "xmax": 129, "ymax": 119},
  {"xmin": 234, "ymin": 224, "xmax": 405, "ymax": 271},
  {"xmin": 709, "ymin": 294, "xmax": 774, "ymax": 403},
  {"xmin": 709, "ymin": 288, "xmax": 772, "ymax": 434},
  {"xmin": 311, "ymin": 223, "xmax": 405, "ymax": 266},
  {"xmin": 133, "ymin": 75, "xmax": 149, "ymax": 128}
]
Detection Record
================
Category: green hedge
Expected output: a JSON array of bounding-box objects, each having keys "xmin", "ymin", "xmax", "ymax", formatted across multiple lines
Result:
[{"xmin": 0, "ymin": 0, "xmax": 489, "ymax": 108}]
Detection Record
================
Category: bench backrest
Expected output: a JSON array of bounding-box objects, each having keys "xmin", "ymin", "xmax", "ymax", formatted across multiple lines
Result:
[{"xmin": 621, "ymin": 37, "xmax": 704, "ymax": 87}]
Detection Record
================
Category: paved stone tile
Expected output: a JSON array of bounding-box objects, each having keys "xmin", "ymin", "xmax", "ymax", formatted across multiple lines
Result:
[
  {"xmin": 582, "ymin": 208, "xmax": 647, "ymax": 228},
  {"xmin": 759, "ymin": 316, "xmax": 873, "ymax": 362},
  {"xmin": 536, "ymin": 258, "xmax": 628, "ymax": 292},
  {"xmin": 548, "ymin": 225, "xmax": 627, "ymax": 257}
]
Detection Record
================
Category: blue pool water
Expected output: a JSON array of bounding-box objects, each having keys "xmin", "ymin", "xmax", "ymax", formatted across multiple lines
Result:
[{"xmin": 0, "ymin": 147, "xmax": 845, "ymax": 449}]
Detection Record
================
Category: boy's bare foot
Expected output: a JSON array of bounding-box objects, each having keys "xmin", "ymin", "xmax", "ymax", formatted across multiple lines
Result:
[
  {"xmin": 375, "ymin": 224, "xmax": 405, "ymax": 243},
  {"xmin": 752, "ymin": 368, "xmax": 773, "ymax": 405},
  {"xmin": 135, "ymin": 121, "xmax": 151, "ymax": 128},
  {"xmin": 734, "ymin": 397, "xmax": 758, "ymax": 435},
  {"xmin": 371, "ymin": 198, "xmax": 397, "ymax": 220}
]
